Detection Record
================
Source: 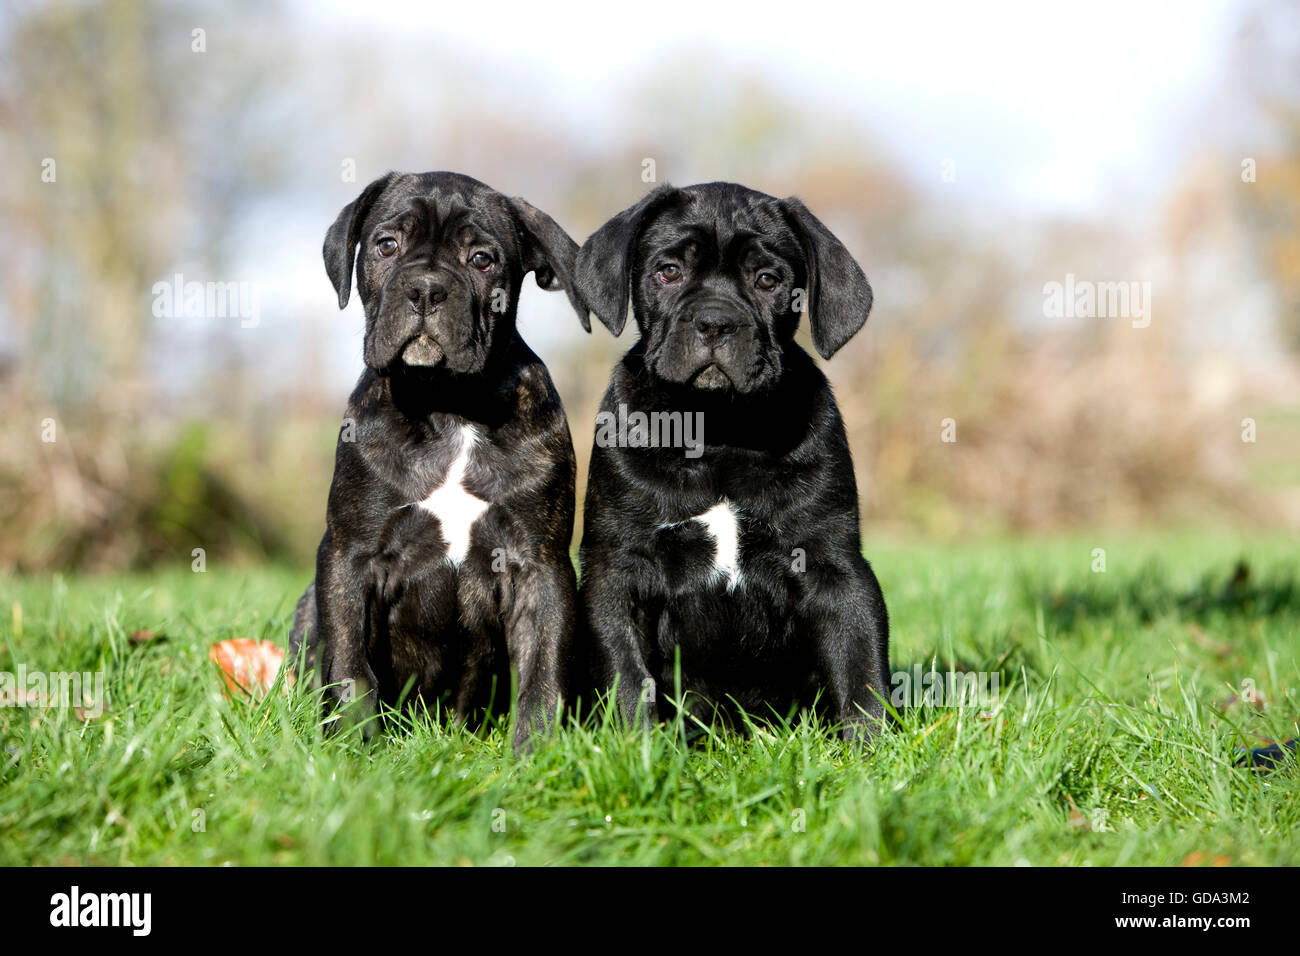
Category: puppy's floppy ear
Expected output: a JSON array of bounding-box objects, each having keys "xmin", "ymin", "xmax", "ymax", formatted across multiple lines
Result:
[
  {"xmin": 574, "ymin": 184, "xmax": 681, "ymax": 336},
  {"xmin": 323, "ymin": 172, "xmax": 396, "ymax": 309},
  {"xmin": 781, "ymin": 197, "xmax": 873, "ymax": 359},
  {"xmin": 507, "ymin": 197, "xmax": 588, "ymax": 329}
]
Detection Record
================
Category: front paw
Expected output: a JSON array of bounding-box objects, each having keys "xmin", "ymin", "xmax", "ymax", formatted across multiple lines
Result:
[
  {"xmin": 840, "ymin": 710, "xmax": 886, "ymax": 749},
  {"xmin": 512, "ymin": 693, "xmax": 561, "ymax": 754},
  {"xmin": 323, "ymin": 673, "xmax": 380, "ymax": 740},
  {"xmin": 614, "ymin": 676, "xmax": 658, "ymax": 730}
]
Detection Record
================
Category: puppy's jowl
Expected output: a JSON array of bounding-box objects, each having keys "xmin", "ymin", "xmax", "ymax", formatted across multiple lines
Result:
[
  {"xmin": 575, "ymin": 182, "xmax": 890, "ymax": 740},
  {"xmin": 289, "ymin": 171, "xmax": 584, "ymax": 750}
]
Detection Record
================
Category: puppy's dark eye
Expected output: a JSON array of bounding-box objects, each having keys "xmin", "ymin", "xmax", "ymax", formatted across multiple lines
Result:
[
  {"xmin": 470, "ymin": 251, "xmax": 494, "ymax": 271},
  {"xmin": 656, "ymin": 264, "xmax": 682, "ymax": 284},
  {"xmin": 377, "ymin": 237, "xmax": 399, "ymax": 258},
  {"xmin": 756, "ymin": 272, "xmax": 779, "ymax": 291}
]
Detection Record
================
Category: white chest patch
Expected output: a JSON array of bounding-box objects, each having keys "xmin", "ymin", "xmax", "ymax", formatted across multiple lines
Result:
[
  {"xmin": 691, "ymin": 500, "xmax": 742, "ymax": 589},
  {"xmin": 415, "ymin": 425, "xmax": 489, "ymax": 565}
]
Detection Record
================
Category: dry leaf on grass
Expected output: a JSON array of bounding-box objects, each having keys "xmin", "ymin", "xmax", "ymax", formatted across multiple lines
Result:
[
  {"xmin": 209, "ymin": 638, "xmax": 292, "ymax": 698},
  {"xmin": 1065, "ymin": 794, "xmax": 1091, "ymax": 830}
]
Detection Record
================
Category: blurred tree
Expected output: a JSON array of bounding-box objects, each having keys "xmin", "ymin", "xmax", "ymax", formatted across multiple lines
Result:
[
  {"xmin": 0, "ymin": 0, "xmax": 299, "ymax": 570},
  {"xmin": 1235, "ymin": 0, "xmax": 1300, "ymax": 351},
  {"xmin": 0, "ymin": 0, "xmax": 292, "ymax": 412}
]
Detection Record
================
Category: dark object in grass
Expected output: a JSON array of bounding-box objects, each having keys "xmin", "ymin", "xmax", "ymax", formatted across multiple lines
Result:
[{"xmin": 1234, "ymin": 738, "xmax": 1298, "ymax": 770}]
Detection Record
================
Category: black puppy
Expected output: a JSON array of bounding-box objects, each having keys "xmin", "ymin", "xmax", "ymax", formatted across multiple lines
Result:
[
  {"xmin": 289, "ymin": 171, "xmax": 585, "ymax": 750},
  {"xmin": 574, "ymin": 182, "xmax": 889, "ymax": 740}
]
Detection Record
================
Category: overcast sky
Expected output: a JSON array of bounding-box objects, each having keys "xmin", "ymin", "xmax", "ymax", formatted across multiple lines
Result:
[{"xmin": 305, "ymin": 0, "xmax": 1244, "ymax": 213}]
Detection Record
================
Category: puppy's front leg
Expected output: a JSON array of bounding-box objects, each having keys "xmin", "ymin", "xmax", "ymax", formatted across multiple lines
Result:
[
  {"xmin": 315, "ymin": 535, "xmax": 380, "ymax": 738},
  {"xmin": 582, "ymin": 570, "xmax": 658, "ymax": 730},
  {"xmin": 504, "ymin": 560, "xmax": 576, "ymax": 751},
  {"xmin": 803, "ymin": 559, "xmax": 891, "ymax": 743}
]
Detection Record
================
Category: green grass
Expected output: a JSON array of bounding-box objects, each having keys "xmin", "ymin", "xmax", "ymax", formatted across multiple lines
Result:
[{"xmin": 2, "ymin": 532, "xmax": 1298, "ymax": 866}]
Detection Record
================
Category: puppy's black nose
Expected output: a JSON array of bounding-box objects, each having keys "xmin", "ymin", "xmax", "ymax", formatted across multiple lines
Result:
[
  {"xmin": 694, "ymin": 309, "xmax": 738, "ymax": 345},
  {"xmin": 405, "ymin": 275, "xmax": 448, "ymax": 314}
]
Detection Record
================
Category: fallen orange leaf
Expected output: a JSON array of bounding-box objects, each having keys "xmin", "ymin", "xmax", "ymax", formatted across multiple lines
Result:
[{"xmin": 208, "ymin": 639, "xmax": 291, "ymax": 698}]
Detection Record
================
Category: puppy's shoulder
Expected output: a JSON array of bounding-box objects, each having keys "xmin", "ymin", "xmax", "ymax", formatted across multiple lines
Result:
[
  {"xmin": 343, "ymin": 367, "xmax": 385, "ymax": 417},
  {"xmin": 506, "ymin": 340, "xmax": 566, "ymax": 420},
  {"xmin": 786, "ymin": 345, "xmax": 842, "ymax": 415}
]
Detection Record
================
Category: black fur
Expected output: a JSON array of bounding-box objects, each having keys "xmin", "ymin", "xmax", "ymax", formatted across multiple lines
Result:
[
  {"xmin": 290, "ymin": 172, "xmax": 583, "ymax": 751},
  {"xmin": 573, "ymin": 182, "xmax": 889, "ymax": 741}
]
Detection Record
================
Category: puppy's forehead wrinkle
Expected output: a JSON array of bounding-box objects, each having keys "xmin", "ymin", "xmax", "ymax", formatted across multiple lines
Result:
[
  {"xmin": 378, "ymin": 188, "xmax": 513, "ymax": 249},
  {"xmin": 642, "ymin": 214, "xmax": 798, "ymax": 269},
  {"xmin": 413, "ymin": 196, "xmax": 441, "ymax": 227},
  {"xmin": 413, "ymin": 196, "xmax": 471, "ymax": 235}
]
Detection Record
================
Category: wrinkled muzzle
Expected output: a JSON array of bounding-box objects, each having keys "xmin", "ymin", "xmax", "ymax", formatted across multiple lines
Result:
[
  {"xmin": 649, "ymin": 297, "xmax": 778, "ymax": 394},
  {"xmin": 365, "ymin": 267, "xmax": 486, "ymax": 373}
]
